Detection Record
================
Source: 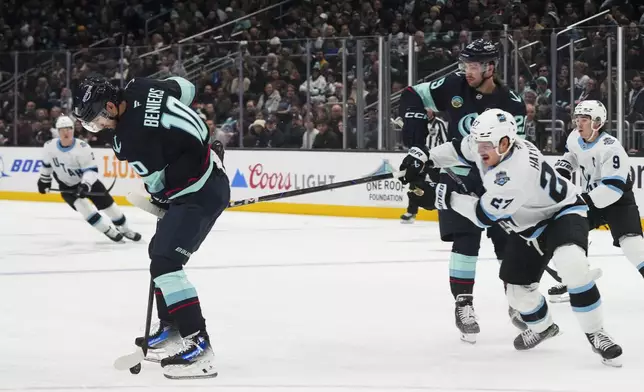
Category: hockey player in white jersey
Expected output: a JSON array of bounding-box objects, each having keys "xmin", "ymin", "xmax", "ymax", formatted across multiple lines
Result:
[
  {"xmin": 409, "ymin": 108, "xmax": 623, "ymax": 366},
  {"xmin": 37, "ymin": 116, "xmax": 141, "ymax": 242},
  {"xmin": 547, "ymin": 100, "xmax": 644, "ymax": 302}
]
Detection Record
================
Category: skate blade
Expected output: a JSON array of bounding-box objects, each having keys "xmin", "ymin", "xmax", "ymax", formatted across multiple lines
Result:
[
  {"xmin": 549, "ymin": 293, "xmax": 570, "ymax": 303},
  {"xmin": 460, "ymin": 333, "xmax": 477, "ymax": 344},
  {"xmin": 400, "ymin": 220, "xmax": 415, "ymax": 224},
  {"xmin": 114, "ymin": 348, "xmax": 145, "ymax": 370},
  {"xmin": 164, "ymin": 371, "xmax": 219, "ymax": 380},
  {"xmin": 601, "ymin": 357, "xmax": 622, "ymax": 368}
]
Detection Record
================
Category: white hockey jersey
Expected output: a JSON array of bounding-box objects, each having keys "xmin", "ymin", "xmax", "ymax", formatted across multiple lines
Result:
[
  {"xmin": 40, "ymin": 138, "xmax": 99, "ymax": 187},
  {"xmin": 555, "ymin": 130, "xmax": 630, "ymax": 209},
  {"xmin": 430, "ymin": 137, "xmax": 587, "ymax": 239}
]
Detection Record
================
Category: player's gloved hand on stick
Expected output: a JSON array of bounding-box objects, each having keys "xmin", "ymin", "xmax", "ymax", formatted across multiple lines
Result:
[
  {"xmin": 37, "ymin": 179, "xmax": 50, "ymax": 194},
  {"xmin": 399, "ymin": 146, "xmax": 433, "ymax": 184},
  {"xmin": 434, "ymin": 182, "xmax": 454, "ymax": 210},
  {"xmin": 407, "ymin": 180, "xmax": 438, "ymax": 211},
  {"xmin": 150, "ymin": 194, "xmax": 171, "ymax": 211},
  {"xmin": 75, "ymin": 182, "xmax": 91, "ymax": 198}
]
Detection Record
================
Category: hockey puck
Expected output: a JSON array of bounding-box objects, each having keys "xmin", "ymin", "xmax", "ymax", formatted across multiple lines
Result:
[{"xmin": 129, "ymin": 363, "xmax": 141, "ymax": 374}]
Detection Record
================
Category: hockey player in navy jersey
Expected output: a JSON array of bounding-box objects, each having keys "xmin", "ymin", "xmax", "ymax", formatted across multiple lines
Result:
[
  {"xmin": 37, "ymin": 115, "xmax": 141, "ymax": 242},
  {"xmin": 72, "ymin": 75, "xmax": 229, "ymax": 379},
  {"xmin": 398, "ymin": 39, "xmax": 527, "ymax": 342},
  {"xmin": 548, "ymin": 100, "xmax": 644, "ymax": 302}
]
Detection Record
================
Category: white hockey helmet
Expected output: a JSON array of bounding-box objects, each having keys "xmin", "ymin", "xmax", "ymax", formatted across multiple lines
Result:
[
  {"xmin": 55, "ymin": 115, "xmax": 75, "ymax": 130},
  {"xmin": 574, "ymin": 100, "xmax": 607, "ymax": 128},
  {"xmin": 470, "ymin": 108, "xmax": 517, "ymax": 151}
]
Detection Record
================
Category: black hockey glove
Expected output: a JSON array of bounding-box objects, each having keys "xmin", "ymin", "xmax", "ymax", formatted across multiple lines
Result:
[
  {"xmin": 150, "ymin": 194, "xmax": 171, "ymax": 211},
  {"xmin": 399, "ymin": 146, "xmax": 433, "ymax": 184},
  {"xmin": 407, "ymin": 181, "xmax": 438, "ymax": 211},
  {"xmin": 554, "ymin": 159, "xmax": 573, "ymax": 181},
  {"xmin": 434, "ymin": 182, "xmax": 454, "ymax": 210},
  {"xmin": 75, "ymin": 182, "xmax": 91, "ymax": 198},
  {"xmin": 37, "ymin": 179, "xmax": 51, "ymax": 194},
  {"xmin": 211, "ymin": 140, "xmax": 225, "ymax": 164}
]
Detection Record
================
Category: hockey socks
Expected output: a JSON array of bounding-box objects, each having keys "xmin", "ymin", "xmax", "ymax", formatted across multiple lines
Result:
[
  {"xmin": 154, "ymin": 270, "xmax": 206, "ymax": 337},
  {"xmin": 449, "ymin": 252, "xmax": 477, "ymax": 298},
  {"xmin": 617, "ymin": 235, "xmax": 644, "ymax": 279}
]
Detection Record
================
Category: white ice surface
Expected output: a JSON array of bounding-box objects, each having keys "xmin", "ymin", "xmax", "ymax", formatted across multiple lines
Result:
[{"xmin": 0, "ymin": 200, "xmax": 641, "ymax": 392}]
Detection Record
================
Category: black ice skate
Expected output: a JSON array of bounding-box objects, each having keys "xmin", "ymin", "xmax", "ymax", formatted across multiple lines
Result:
[
  {"xmin": 508, "ymin": 306, "xmax": 528, "ymax": 331},
  {"xmin": 134, "ymin": 320, "xmax": 181, "ymax": 363},
  {"xmin": 455, "ymin": 294, "xmax": 480, "ymax": 343},
  {"xmin": 400, "ymin": 212, "xmax": 416, "ymax": 224},
  {"xmin": 513, "ymin": 323, "xmax": 560, "ymax": 350},
  {"xmin": 160, "ymin": 331, "xmax": 217, "ymax": 379},
  {"xmin": 548, "ymin": 283, "xmax": 569, "ymax": 303},
  {"xmin": 586, "ymin": 329, "xmax": 623, "ymax": 367},
  {"xmin": 104, "ymin": 226, "xmax": 124, "ymax": 242}
]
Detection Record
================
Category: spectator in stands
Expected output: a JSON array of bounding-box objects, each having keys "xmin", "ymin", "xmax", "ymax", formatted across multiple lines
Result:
[{"xmin": 627, "ymin": 73, "xmax": 644, "ymax": 122}]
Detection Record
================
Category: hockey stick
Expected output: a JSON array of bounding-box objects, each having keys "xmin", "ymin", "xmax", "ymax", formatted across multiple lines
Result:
[
  {"xmin": 50, "ymin": 176, "xmax": 118, "ymax": 196},
  {"xmin": 127, "ymin": 170, "xmax": 407, "ymax": 218},
  {"xmin": 113, "ymin": 277, "xmax": 155, "ymax": 373},
  {"xmin": 441, "ymin": 167, "xmax": 565, "ymax": 283}
]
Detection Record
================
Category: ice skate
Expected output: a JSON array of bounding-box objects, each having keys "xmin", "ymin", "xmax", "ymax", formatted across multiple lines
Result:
[
  {"xmin": 586, "ymin": 329, "xmax": 623, "ymax": 367},
  {"xmin": 548, "ymin": 283, "xmax": 569, "ymax": 303},
  {"xmin": 513, "ymin": 323, "xmax": 560, "ymax": 350},
  {"xmin": 455, "ymin": 294, "xmax": 480, "ymax": 343},
  {"xmin": 400, "ymin": 212, "xmax": 416, "ymax": 224},
  {"xmin": 104, "ymin": 226, "xmax": 124, "ymax": 242},
  {"xmin": 161, "ymin": 331, "xmax": 217, "ymax": 379},
  {"xmin": 117, "ymin": 225, "xmax": 142, "ymax": 241},
  {"xmin": 508, "ymin": 306, "xmax": 528, "ymax": 331},
  {"xmin": 134, "ymin": 320, "xmax": 182, "ymax": 363}
]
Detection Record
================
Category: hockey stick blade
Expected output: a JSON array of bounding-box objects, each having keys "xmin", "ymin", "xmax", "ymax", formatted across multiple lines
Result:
[{"xmin": 114, "ymin": 348, "xmax": 145, "ymax": 370}]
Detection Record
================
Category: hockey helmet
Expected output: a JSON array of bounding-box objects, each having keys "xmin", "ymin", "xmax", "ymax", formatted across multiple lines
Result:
[
  {"xmin": 72, "ymin": 75, "xmax": 119, "ymax": 133},
  {"xmin": 470, "ymin": 109, "xmax": 517, "ymax": 152},
  {"xmin": 55, "ymin": 115, "xmax": 74, "ymax": 130},
  {"xmin": 459, "ymin": 38, "xmax": 499, "ymax": 64},
  {"xmin": 574, "ymin": 100, "xmax": 607, "ymax": 128}
]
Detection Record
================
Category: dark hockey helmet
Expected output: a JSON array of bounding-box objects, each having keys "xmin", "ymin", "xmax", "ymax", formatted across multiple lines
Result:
[
  {"xmin": 459, "ymin": 38, "xmax": 499, "ymax": 65},
  {"xmin": 72, "ymin": 75, "xmax": 119, "ymax": 133}
]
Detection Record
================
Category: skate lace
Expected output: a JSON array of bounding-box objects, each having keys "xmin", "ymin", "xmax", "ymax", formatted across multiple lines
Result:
[
  {"xmin": 591, "ymin": 331, "xmax": 615, "ymax": 351},
  {"xmin": 553, "ymin": 283, "xmax": 566, "ymax": 290},
  {"xmin": 520, "ymin": 329, "xmax": 540, "ymax": 346},
  {"xmin": 458, "ymin": 304, "xmax": 477, "ymax": 325}
]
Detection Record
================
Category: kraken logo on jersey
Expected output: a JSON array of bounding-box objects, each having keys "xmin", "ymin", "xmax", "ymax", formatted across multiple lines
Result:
[{"xmin": 458, "ymin": 113, "xmax": 478, "ymax": 136}]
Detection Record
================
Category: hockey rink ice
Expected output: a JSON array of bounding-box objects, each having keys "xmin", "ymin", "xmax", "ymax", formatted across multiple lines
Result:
[{"xmin": 1, "ymin": 200, "xmax": 642, "ymax": 392}]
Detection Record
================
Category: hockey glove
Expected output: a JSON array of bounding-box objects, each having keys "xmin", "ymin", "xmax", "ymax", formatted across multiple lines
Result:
[
  {"xmin": 554, "ymin": 159, "xmax": 573, "ymax": 180},
  {"xmin": 434, "ymin": 183, "xmax": 453, "ymax": 210},
  {"xmin": 37, "ymin": 179, "xmax": 51, "ymax": 194},
  {"xmin": 75, "ymin": 182, "xmax": 91, "ymax": 198},
  {"xmin": 407, "ymin": 181, "xmax": 437, "ymax": 211},
  {"xmin": 399, "ymin": 146, "xmax": 432, "ymax": 184},
  {"xmin": 150, "ymin": 194, "xmax": 171, "ymax": 211}
]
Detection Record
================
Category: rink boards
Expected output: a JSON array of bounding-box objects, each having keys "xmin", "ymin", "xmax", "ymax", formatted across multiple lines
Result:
[{"xmin": 3, "ymin": 146, "xmax": 644, "ymax": 223}]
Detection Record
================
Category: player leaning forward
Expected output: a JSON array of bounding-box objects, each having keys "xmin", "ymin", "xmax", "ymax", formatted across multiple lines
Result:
[
  {"xmin": 409, "ymin": 108, "xmax": 623, "ymax": 366},
  {"xmin": 72, "ymin": 75, "xmax": 229, "ymax": 379},
  {"xmin": 37, "ymin": 115, "xmax": 141, "ymax": 242},
  {"xmin": 547, "ymin": 100, "xmax": 644, "ymax": 301}
]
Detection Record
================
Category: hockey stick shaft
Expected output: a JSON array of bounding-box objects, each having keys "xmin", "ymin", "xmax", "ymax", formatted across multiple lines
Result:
[
  {"xmin": 127, "ymin": 170, "xmax": 406, "ymax": 218},
  {"xmin": 227, "ymin": 170, "xmax": 406, "ymax": 208},
  {"xmin": 50, "ymin": 176, "xmax": 118, "ymax": 196}
]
